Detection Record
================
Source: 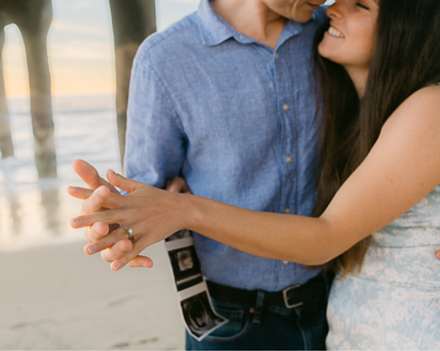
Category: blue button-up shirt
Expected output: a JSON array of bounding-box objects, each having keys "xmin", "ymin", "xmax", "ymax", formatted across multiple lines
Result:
[{"xmin": 125, "ymin": 0, "xmax": 327, "ymax": 291}]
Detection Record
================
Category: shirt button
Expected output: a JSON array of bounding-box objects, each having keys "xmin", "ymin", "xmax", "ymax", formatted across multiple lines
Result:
[
  {"xmin": 286, "ymin": 156, "xmax": 292, "ymax": 163},
  {"xmin": 275, "ymin": 53, "xmax": 279, "ymax": 59},
  {"xmin": 283, "ymin": 260, "xmax": 289, "ymax": 264},
  {"xmin": 285, "ymin": 208, "xmax": 291, "ymax": 214},
  {"xmin": 283, "ymin": 104, "xmax": 289, "ymax": 111}
]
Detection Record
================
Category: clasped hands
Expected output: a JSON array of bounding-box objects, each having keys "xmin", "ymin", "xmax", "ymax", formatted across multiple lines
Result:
[
  {"xmin": 69, "ymin": 160, "xmax": 440, "ymax": 271},
  {"xmin": 68, "ymin": 159, "xmax": 190, "ymax": 271}
]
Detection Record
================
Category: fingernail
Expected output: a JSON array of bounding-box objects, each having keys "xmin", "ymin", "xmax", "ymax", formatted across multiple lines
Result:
[
  {"xmin": 92, "ymin": 223, "xmax": 102, "ymax": 235},
  {"xmin": 98, "ymin": 186, "xmax": 106, "ymax": 197},
  {"xmin": 71, "ymin": 218, "xmax": 82, "ymax": 227},
  {"xmin": 87, "ymin": 244, "xmax": 96, "ymax": 254},
  {"xmin": 113, "ymin": 262, "xmax": 122, "ymax": 271}
]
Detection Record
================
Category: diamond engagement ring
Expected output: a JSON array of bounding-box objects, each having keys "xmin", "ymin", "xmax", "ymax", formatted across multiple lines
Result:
[{"xmin": 121, "ymin": 225, "xmax": 133, "ymax": 240}]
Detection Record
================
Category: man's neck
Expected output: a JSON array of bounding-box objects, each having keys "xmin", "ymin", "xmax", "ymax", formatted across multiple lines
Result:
[{"xmin": 210, "ymin": 0, "xmax": 287, "ymax": 50}]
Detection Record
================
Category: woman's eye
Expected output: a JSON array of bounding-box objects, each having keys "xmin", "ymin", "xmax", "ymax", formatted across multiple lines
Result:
[{"xmin": 356, "ymin": 2, "xmax": 370, "ymax": 10}]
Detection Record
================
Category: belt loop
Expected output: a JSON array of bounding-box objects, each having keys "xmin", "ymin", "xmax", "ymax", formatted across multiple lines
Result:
[{"xmin": 252, "ymin": 290, "xmax": 265, "ymax": 324}]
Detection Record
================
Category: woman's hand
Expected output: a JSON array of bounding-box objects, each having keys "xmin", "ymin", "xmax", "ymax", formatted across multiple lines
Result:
[{"xmin": 69, "ymin": 169, "xmax": 188, "ymax": 271}]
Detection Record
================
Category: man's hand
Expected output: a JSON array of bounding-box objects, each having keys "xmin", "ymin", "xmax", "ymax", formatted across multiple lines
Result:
[
  {"xmin": 166, "ymin": 176, "xmax": 192, "ymax": 194},
  {"xmin": 69, "ymin": 160, "xmax": 127, "ymax": 253},
  {"xmin": 70, "ymin": 159, "xmax": 122, "ymax": 251},
  {"xmin": 436, "ymin": 251, "xmax": 440, "ymax": 260},
  {"xmin": 68, "ymin": 159, "xmax": 153, "ymax": 269},
  {"xmin": 72, "ymin": 159, "xmax": 120, "ymax": 195}
]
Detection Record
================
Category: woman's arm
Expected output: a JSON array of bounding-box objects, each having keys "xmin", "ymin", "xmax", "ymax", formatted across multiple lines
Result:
[
  {"xmin": 185, "ymin": 85, "xmax": 440, "ymax": 264},
  {"xmin": 70, "ymin": 86, "xmax": 440, "ymax": 270}
]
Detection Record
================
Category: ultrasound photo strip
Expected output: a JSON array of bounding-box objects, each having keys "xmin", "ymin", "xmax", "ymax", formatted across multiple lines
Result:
[
  {"xmin": 165, "ymin": 230, "xmax": 228, "ymax": 341},
  {"xmin": 179, "ymin": 283, "xmax": 228, "ymax": 340},
  {"xmin": 168, "ymin": 244, "xmax": 203, "ymax": 291}
]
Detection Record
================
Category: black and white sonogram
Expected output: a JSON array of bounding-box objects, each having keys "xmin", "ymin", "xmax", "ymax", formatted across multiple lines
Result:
[
  {"xmin": 165, "ymin": 229, "xmax": 193, "ymax": 242},
  {"xmin": 180, "ymin": 291, "xmax": 227, "ymax": 339},
  {"xmin": 168, "ymin": 246, "xmax": 203, "ymax": 291}
]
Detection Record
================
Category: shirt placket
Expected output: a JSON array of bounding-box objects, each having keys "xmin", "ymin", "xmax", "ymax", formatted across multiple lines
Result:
[
  {"xmin": 272, "ymin": 46, "xmax": 299, "ymax": 284},
  {"xmin": 273, "ymin": 49, "xmax": 297, "ymax": 210}
]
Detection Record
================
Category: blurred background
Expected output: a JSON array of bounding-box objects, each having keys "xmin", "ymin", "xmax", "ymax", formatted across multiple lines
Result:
[
  {"xmin": 0, "ymin": 1, "xmax": 197, "ymax": 349},
  {"xmin": 0, "ymin": 0, "xmax": 198, "ymax": 252}
]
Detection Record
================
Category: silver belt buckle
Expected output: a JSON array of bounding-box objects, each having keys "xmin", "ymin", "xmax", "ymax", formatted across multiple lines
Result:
[{"xmin": 283, "ymin": 285, "xmax": 303, "ymax": 309}]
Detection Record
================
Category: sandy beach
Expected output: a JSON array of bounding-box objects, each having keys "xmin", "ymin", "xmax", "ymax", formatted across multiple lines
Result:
[
  {"xmin": 0, "ymin": 240, "xmax": 185, "ymax": 350},
  {"xmin": 0, "ymin": 95, "xmax": 186, "ymax": 350},
  {"xmin": 0, "ymin": 2, "xmax": 197, "ymax": 347}
]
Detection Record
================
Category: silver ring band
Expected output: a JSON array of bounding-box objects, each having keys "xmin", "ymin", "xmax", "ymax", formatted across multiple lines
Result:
[{"xmin": 121, "ymin": 225, "xmax": 133, "ymax": 240}]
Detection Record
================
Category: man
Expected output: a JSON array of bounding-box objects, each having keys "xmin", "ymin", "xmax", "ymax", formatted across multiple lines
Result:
[{"xmin": 72, "ymin": 0, "xmax": 332, "ymax": 349}]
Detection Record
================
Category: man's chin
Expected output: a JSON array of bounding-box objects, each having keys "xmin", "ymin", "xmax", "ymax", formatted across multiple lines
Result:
[
  {"xmin": 289, "ymin": 6, "xmax": 317, "ymax": 23},
  {"xmin": 290, "ymin": 12, "xmax": 314, "ymax": 23}
]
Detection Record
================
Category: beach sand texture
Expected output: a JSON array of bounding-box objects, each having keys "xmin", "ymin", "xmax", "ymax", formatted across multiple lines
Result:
[{"xmin": 0, "ymin": 240, "xmax": 185, "ymax": 350}]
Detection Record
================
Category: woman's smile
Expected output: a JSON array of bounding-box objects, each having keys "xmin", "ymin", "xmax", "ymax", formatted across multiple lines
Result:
[
  {"xmin": 318, "ymin": 0, "xmax": 379, "ymax": 95},
  {"xmin": 326, "ymin": 25, "xmax": 345, "ymax": 38}
]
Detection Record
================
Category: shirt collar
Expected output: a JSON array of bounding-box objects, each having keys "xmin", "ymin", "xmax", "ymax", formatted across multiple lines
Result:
[
  {"xmin": 197, "ymin": 0, "xmax": 236, "ymax": 46},
  {"xmin": 276, "ymin": 9, "xmax": 323, "ymax": 48},
  {"xmin": 197, "ymin": 0, "xmax": 316, "ymax": 47}
]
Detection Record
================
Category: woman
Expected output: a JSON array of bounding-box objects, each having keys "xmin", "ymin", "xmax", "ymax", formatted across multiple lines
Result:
[{"xmin": 69, "ymin": 0, "xmax": 440, "ymax": 348}]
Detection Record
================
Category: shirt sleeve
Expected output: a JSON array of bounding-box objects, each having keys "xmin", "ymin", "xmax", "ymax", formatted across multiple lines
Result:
[{"xmin": 124, "ymin": 51, "xmax": 186, "ymax": 188}]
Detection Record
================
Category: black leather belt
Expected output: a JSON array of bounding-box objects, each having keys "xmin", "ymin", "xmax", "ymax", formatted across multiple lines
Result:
[{"xmin": 207, "ymin": 273, "xmax": 328, "ymax": 309}]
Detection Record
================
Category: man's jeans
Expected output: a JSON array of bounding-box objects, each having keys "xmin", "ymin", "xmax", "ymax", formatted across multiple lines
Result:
[{"xmin": 185, "ymin": 273, "xmax": 333, "ymax": 350}]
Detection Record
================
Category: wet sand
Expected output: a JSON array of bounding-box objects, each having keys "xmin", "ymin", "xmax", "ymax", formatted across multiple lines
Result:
[{"xmin": 0, "ymin": 240, "xmax": 185, "ymax": 350}]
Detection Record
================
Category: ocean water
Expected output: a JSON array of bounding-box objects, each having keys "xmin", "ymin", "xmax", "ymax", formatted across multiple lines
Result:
[{"xmin": 0, "ymin": 95, "xmax": 122, "ymax": 251}]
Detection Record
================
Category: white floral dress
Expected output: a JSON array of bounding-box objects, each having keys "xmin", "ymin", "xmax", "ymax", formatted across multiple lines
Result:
[{"xmin": 326, "ymin": 185, "xmax": 440, "ymax": 349}]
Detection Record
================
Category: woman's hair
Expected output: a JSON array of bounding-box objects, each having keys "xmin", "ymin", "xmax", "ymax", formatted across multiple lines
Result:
[{"xmin": 313, "ymin": 0, "xmax": 440, "ymax": 277}]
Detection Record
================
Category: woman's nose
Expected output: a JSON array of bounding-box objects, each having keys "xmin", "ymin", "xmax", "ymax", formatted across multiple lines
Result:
[{"xmin": 326, "ymin": 1, "xmax": 343, "ymax": 19}]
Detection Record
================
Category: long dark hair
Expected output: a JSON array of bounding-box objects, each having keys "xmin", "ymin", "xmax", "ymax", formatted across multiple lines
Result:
[{"xmin": 313, "ymin": 0, "xmax": 440, "ymax": 276}]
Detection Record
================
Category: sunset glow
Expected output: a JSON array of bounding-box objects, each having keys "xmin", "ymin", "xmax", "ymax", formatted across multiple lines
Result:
[{"xmin": 3, "ymin": 0, "xmax": 199, "ymax": 97}]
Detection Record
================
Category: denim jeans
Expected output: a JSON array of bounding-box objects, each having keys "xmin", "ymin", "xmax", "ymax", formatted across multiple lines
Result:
[{"xmin": 185, "ymin": 273, "xmax": 333, "ymax": 350}]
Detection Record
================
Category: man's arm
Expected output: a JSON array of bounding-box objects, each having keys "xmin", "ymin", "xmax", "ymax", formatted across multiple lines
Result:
[{"xmin": 124, "ymin": 48, "xmax": 186, "ymax": 188}]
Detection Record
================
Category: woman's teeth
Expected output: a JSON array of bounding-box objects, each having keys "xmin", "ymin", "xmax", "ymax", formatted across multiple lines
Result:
[{"xmin": 328, "ymin": 26, "xmax": 345, "ymax": 38}]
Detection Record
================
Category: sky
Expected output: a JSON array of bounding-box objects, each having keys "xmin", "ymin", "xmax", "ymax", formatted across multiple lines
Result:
[
  {"xmin": 3, "ymin": 0, "xmax": 199, "ymax": 97},
  {"xmin": 3, "ymin": 0, "xmax": 332, "ymax": 97}
]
